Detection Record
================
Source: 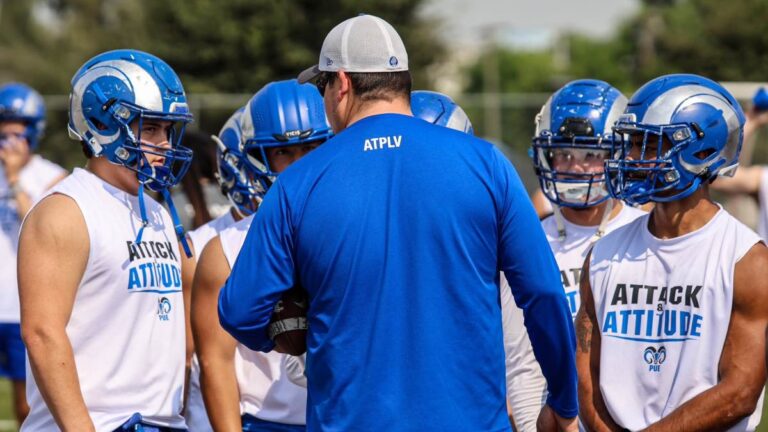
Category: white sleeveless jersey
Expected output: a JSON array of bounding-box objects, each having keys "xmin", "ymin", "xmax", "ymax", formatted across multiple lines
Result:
[
  {"xmin": 185, "ymin": 211, "xmax": 237, "ymax": 432},
  {"xmin": 0, "ymin": 155, "xmax": 65, "ymax": 323},
  {"xmin": 541, "ymin": 204, "xmax": 646, "ymax": 318},
  {"xmin": 500, "ymin": 278, "xmax": 546, "ymax": 432},
  {"xmin": 501, "ymin": 203, "xmax": 645, "ymax": 431},
  {"xmin": 187, "ymin": 211, "xmax": 235, "ymax": 258},
  {"xmin": 220, "ymin": 215, "xmax": 308, "ymax": 425},
  {"xmin": 22, "ymin": 168, "xmax": 186, "ymax": 432},
  {"xmin": 590, "ymin": 208, "xmax": 764, "ymax": 431}
]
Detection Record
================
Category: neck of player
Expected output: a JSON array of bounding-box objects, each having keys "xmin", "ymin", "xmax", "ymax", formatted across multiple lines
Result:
[
  {"xmin": 561, "ymin": 199, "xmax": 622, "ymax": 227},
  {"xmin": 86, "ymin": 157, "xmax": 141, "ymax": 196},
  {"xmin": 230, "ymin": 206, "xmax": 245, "ymax": 222},
  {"xmin": 647, "ymin": 184, "xmax": 719, "ymax": 239}
]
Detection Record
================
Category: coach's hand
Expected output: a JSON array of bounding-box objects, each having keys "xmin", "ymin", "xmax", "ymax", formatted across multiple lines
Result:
[{"xmin": 536, "ymin": 404, "xmax": 577, "ymax": 432}]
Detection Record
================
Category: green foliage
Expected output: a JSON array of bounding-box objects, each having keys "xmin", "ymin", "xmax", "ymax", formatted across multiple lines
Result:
[
  {"xmin": 465, "ymin": 49, "xmax": 556, "ymax": 94},
  {"xmin": 0, "ymin": 0, "xmax": 443, "ymax": 169},
  {"xmin": 612, "ymin": 0, "xmax": 768, "ymax": 83}
]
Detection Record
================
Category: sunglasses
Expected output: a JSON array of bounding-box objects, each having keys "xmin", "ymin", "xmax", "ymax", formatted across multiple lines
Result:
[{"xmin": 315, "ymin": 74, "xmax": 330, "ymax": 97}]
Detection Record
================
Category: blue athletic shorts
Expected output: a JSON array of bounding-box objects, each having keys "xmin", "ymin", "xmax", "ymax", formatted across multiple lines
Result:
[
  {"xmin": 114, "ymin": 413, "xmax": 186, "ymax": 432},
  {"xmin": 242, "ymin": 414, "xmax": 305, "ymax": 431},
  {"xmin": 0, "ymin": 323, "xmax": 25, "ymax": 380}
]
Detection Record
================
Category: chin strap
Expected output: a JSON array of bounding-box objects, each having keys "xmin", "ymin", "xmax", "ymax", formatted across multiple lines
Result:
[
  {"xmin": 161, "ymin": 187, "xmax": 192, "ymax": 258},
  {"xmin": 553, "ymin": 199, "xmax": 615, "ymax": 245},
  {"xmin": 589, "ymin": 199, "xmax": 614, "ymax": 245},
  {"xmin": 553, "ymin": 204, "xmax": 567, "ymax": 243},
  {"xmin": 134, "ymin": 183, "xmax": 192, "ymax": 259},
  {"xmin": 135, "ymin": 184, "xmax": 150, "ymax": 244}
]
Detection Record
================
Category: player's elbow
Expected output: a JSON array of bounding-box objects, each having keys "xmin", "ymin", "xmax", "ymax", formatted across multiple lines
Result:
[
  {"xmin": 21, "ymin": 320, "xmax": 65, "ymax": 356},
  {"xmin": 727, "ymin": 383, "xmax": 763, "ymax": 420}
]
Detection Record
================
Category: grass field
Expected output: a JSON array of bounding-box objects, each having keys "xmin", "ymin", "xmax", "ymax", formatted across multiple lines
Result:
[{"xmin": 0, "ymin": 378, "xmax": 763, "ymax": 431}]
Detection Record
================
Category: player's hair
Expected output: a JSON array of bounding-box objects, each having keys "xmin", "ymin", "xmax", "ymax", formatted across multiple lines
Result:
[{"xmin": 325, "ymin": 71, "xmax": 412, "ymax": 103}]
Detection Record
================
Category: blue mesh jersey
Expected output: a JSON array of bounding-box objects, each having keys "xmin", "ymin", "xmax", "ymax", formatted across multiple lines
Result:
[{"xmin": 220, "ymin": 113, "xmax": 577, "ymax": 431}]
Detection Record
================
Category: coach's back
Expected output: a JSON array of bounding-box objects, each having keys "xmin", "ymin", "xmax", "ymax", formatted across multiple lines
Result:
[{"xmin": 221, "ymin": 113, "xmax": 576, "ymax": 431}]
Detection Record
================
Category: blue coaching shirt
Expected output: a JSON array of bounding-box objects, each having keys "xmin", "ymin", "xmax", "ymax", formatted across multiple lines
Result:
[{"xmin": 220, "ymin": 114, "xmax": 577, "ymax": 431}]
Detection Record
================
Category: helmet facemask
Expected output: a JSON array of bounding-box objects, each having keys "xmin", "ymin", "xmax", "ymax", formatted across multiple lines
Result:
[
  {"xmin": 95, "ymin": 99, "xmax": 193, "ymax": 193},
  {"xmin": 606, "ymin": 115, "xmax": 726, "ymax": 205},
  {"xmin": 213, "ymin": 134, "xmax": 267, "ymax": 218},
  {"xmin": 532, "ymin": 118, "xmax": 613, "ymax": 209}
]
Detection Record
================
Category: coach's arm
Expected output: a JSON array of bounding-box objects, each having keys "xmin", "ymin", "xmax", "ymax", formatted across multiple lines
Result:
[
  {"xmin": 219, "ymin": 182, "xmax": 293, "ymax": 352},
  {"xmin": 576, "ymin": 251, "xmax": 624, "ymax": 432},
  {"xmin": 641, "ymin": 242, "xmax": 768, "ymax": 431},
  {"xmin": 494, "ymin": 148, "xmax": 577, "ymax": 431},
  {"xmin": 18, "ymin": 194, "xmax": 95, "ymax": 431}
]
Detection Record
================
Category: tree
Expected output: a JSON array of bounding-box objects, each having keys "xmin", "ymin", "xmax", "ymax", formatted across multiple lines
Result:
[{"xmin": 0, "ymin": 0, "xmax": 445, "ymax": 169}]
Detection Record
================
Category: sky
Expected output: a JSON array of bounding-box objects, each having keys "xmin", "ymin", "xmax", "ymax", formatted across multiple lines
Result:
[{"xmin": 420, "ymin": 0, "xmax": 641, "ymax": 50}]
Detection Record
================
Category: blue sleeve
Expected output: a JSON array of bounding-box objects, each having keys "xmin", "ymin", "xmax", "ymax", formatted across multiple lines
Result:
[
  {"xmin": 493, "ymin": 148, "xmax": 578, "ymax": 419},
  {"xmin": 218, "ymin": 181, "xmax": 295, "ymax": 352}
]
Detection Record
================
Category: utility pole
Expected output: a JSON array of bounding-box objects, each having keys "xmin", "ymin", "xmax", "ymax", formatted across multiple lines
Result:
[{"xmin": 481, "ymin": 25, "xmax": 502, "ymax": 143}]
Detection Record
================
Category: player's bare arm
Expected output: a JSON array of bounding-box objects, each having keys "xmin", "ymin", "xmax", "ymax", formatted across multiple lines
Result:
[
  {"xmin": 18, "ymin": 194, "xmax": 94, "ymax": 431},
  {"xmin": 643, "ymin": 242, "xmax": 768, "ymax": 431},
  {"xmin": 180, "ymin": 237, "xmax": 197, "ymax": 412},
  {"xmin": 710, "ymin": 166, "xmax": 763, "ymax": 196},
  {"xmin": 191, "ymin": 236, "xmax": 241, "ymax": 431},
  {"xmin": 576, "ymin": 251, "xmax": 624, "ymax": 432},
  {"xmin": 710, "ymin": 108, "xmax": 768, "ymax": 196}
]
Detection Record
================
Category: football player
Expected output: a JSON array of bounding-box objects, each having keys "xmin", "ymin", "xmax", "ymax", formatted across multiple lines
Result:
[
  {"xmin": 506, "ymin": 80, "xmax": 646, "ymax": 431},
  {"xmin": 19, "ymin": 49, "xmax": 193, "ymax": 431},
  {"xmin": 0, "ymin": 82, "xmax": 67, "ymax": 425},
  {"xmin": 192, "ymin": 79, "xmax": 331, "ymax": 431},
  {"xmin": 578, "ymin": 74, "xmax": 768, "ymax": 431}
]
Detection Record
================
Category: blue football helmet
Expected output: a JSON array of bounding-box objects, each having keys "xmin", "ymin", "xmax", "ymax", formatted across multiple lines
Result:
[
  {"xmin": 606, "ymin": 74, "xmax": 745, "ymax": 205},
  {"xmin": 0, "ymin": 82, "xmax": 46, "ymax": 149},
  {"xmin": 213, "ymin": 107, "xmax": 264, "ymax": 217},
  {"xmin": 411, "ymin": 90, "xmax": 473, "ymax": 134},
  {"xmin": 242, "ymin": 79, "xmax": 332, "ymax": 184},
  {"xmin": 68, "ymin": 49, "xmax": 194, "ymax": 192},
  {"xmin": 532, "ymin": 79, "xmax": 628, "ymax": 208}
]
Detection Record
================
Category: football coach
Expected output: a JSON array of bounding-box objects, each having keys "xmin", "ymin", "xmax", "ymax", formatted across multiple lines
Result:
[{"xmin": 219, "ymin": 14, "xmax": 578, "ymax": 432}]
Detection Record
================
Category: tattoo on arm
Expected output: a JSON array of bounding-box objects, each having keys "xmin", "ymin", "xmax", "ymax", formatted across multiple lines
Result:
[{"xmin": 576, "ymin": 312, "xmax": 592, "ymax": 354}]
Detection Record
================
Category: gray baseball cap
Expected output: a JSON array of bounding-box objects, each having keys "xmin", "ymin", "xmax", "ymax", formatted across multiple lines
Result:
[{"xmin": 297, "ymin": 14, "xmax": 409, "ymax": 84}]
